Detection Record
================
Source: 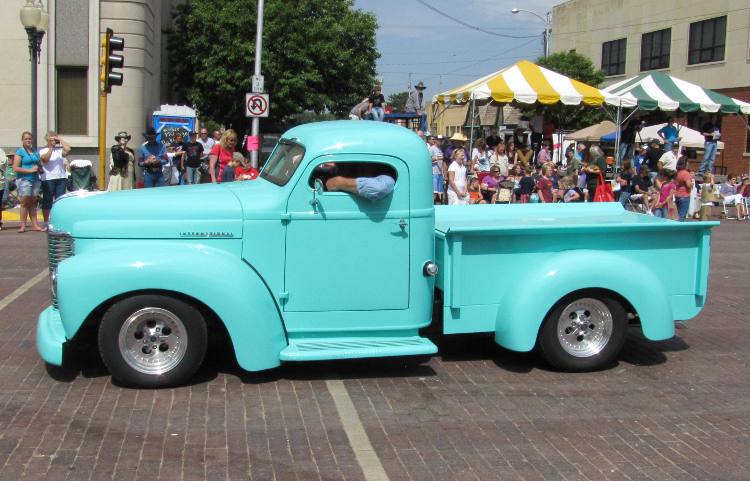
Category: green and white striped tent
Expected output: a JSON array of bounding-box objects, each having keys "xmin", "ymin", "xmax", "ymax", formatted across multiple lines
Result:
[{"xmin": 603, "ymin": 71, "xmax": 750, "ymax": 114}]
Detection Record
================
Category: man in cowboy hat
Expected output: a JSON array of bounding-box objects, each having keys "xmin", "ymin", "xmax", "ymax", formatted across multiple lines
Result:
[
  {"xmin": 107, "ymin": 131, "xmax": 136, "ymax": 191},
  {"xmin": 405, "ymin": 81, "xmax": 428, "ymax": 131},
  {"xmin": 138, "ymin": 127, "xmax": 168, "ymax": 188}
]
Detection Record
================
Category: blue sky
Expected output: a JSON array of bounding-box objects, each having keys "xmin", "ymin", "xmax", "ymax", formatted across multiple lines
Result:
[{"xmin": 354, "ymin": 0, "xmax": 559, "ymax": 100}]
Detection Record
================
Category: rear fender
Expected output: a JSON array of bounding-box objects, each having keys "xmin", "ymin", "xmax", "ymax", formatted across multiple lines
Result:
[
  {"xmin": 56, "ymin": 241, "xmax": 286, "ymax": 371},
  {"xmin": 494, "ymin": 250, "xmax": 673, "ymax": 352}
]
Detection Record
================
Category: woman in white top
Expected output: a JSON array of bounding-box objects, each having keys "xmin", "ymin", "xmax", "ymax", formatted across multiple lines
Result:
[
  {"xmin": 490, "ymin": 142, "xmax": 509, "ymax": 176},
  {"xmin": 39, "ymin": 131, "xmax": 71, "ymax": 227},
  {"xmin": 447, "ymin": 149, "xmax": 469, "ymax": 205},
  {"xmin": 471, "ymin": 138, "xmax": 491, "ymax": 173}
]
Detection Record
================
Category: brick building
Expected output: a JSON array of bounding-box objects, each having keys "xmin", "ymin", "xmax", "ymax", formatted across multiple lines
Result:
[{"xmin": 551, "ymin": 0, "xmax": 750, "ymax": 175}]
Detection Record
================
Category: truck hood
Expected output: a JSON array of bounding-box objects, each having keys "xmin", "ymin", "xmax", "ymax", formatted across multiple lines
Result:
[{"xmin": 50, "ymin": 183, "xmax": 245, "ymax": 239}]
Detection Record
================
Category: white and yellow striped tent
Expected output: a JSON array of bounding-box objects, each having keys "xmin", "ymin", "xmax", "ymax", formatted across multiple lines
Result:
[{"xmin": 432, "ymin": 60, "xmax": 624, "ymax": 107}]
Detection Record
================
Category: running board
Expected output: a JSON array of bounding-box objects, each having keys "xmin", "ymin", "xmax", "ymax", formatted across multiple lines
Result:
[{"xmin": 280, "ymin": 336, "xmax": 437, "ymax": 361}]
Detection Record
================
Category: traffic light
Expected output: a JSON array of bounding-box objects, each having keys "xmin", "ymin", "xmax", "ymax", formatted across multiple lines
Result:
[{"xmin": 100, "ymin": 28, "xmax": 124, "ymax": 93}]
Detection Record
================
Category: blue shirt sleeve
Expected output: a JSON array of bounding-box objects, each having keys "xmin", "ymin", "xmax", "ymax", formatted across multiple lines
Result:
[{"xmin": 355, "ymin": 175, "xmax": 395, "ymax": 201}]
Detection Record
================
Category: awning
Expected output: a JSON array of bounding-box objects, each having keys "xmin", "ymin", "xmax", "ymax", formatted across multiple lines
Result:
[
  {"xmin": 433, "ymin": 60, "xmax": 624, "ymax": 107},
  {"xmin": 565, "ymin": 120, "xmax": 617, "ymax": 142},
  {"xmin": 603, "ymin": 71, "xmax": 750, "ymax": 114}
]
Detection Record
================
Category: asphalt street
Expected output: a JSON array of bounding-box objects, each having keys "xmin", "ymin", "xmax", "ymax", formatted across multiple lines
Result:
[{"xmin": 0, "ymin": 218, "xmax": 748, "ymax": 481}]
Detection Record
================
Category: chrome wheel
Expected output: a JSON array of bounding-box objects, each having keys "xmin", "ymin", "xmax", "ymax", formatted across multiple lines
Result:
[
  {"xmin": 556, "ymin": 298, "xmax": 613, "ymax": 358},
  {"xmin": 117, "ymin": 307, "xmax": 188, "ymax": 375}
]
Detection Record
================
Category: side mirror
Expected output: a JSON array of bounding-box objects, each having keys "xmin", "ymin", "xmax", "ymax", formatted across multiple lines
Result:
[{"xmin": 310, "ymin": 178, "xmax": 324, "ymax": 207}]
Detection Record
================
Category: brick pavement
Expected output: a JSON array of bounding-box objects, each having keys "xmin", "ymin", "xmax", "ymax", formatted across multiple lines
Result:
[{"xmin": 0, "ymin": 220, "xmax": 748, "ymax": 481}]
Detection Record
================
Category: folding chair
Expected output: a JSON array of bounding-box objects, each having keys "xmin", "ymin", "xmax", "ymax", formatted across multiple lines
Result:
[
  {"xmin": 721, "ymin": 195, "xmax": 749, "ymax": 220},
  {"xmin": 494, "ymin": 180, "xmax": 514, "ymax": 204},
  {"xmin": 68, "ymin": 159, "xmax": 98, "ymax": 191},
  {"xmin": 3, "ymin": 179, "xmax": 20, "ymax": 209},
  {"xmin": 627, "ymin": 193, "xmax": 651, "ymax": 214}
]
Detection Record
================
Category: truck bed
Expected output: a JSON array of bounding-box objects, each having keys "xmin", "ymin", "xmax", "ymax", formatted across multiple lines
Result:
[
  {"xmin": 433, "ymin": 203, "xmax": 718, "ymax": 351},
  {"xmin": 434, "ymin": 203, "xmax": 717, "ymax": 236}
]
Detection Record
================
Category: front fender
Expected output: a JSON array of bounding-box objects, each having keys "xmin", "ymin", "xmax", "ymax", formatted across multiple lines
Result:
[
  {"xmin": 494, "ymin": 250, "xmax": 673, "ymax": 352},
  {"xmin": 56, "ymin": 240, "xmax": 286, "ymax": 372}
]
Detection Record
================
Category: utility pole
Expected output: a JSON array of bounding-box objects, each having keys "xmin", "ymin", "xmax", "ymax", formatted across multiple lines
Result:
[{"xmin": 250, "ymin": 0, "xmax": 265, "ymax": 168}]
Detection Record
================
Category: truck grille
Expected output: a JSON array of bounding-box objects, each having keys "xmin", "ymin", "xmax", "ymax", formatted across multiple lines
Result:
[{"xmin": 47, "ymin": 229, "xmax": 74, "ymax": 308}]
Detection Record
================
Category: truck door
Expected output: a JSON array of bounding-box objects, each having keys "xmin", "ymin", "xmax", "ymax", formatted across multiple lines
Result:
[{"xmin": 283, "ymin": 155, "xmax": 410, "ymax": 313}]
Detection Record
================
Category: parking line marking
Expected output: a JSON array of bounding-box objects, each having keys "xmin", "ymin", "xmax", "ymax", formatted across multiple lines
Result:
[
  {"xmin": 325, "ymin": 379, "xmax": 390, "ymax": 481},
  {"xmin": 0, "ymin": 269, "xmax": 48, "ymax": 313}
]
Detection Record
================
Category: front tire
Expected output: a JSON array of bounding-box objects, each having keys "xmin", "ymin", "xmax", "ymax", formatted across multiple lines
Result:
[
  {"xmin": 538, "ymin": 294, "xmax": 627, "ymax": 372},
  {"xmin": 98, "ymin": 294, "xmax": 207, "ymax": 387}
]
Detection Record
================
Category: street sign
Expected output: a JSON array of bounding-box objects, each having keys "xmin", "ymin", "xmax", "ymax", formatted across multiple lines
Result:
[
  {"xmin": 245, "ymin": 93, "xmax": 269, "ymax": 118},
  {"xmin": 252, "ymin": 75, "xmax": 264, "ymax": 93}
]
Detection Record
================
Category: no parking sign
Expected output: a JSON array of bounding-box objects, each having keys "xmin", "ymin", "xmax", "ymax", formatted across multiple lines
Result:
[{"xmin": 245, "ymin": 93, "xmax": 269, "ymax": 118}]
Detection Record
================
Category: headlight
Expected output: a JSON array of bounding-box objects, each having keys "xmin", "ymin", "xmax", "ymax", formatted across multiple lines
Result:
[
  {"xmin": 50, "ymin": 266, "xmax": 58, "ymax": 301},
  {"xmin": 423, "ymin": 261, "xmax": 439, "ymax": 277}
]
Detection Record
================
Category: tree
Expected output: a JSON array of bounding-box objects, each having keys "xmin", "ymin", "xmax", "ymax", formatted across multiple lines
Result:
[
  {"xmin": 168, "ymin": 0, "xmax": 379, "ymax": 131},
  {"xmin": 534, "ymin": 50, "xmax": 608, "ymax": 131},
  {"xmin": 387, "ymin": 91, "xmax": 408, "ymax": 113}
]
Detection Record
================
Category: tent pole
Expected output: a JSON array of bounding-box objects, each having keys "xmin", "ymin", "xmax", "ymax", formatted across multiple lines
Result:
[
  {"xmin": 601, "ymin": 105, "xmax": 616, "ymax": 122},
  {"xmin": 556, "ymin": 108, "xmax": 563, "ymax": 167},
  {"xmin": 622, "ymin": 109, "xmax": 638, "ymax": 124},
  {"xmin": 469, "ymin": 97, "xmax": 476, "ymax": 160},
  {"xmin": 614, "ymin": 101, "xmax": 622, "ymax": 168}
]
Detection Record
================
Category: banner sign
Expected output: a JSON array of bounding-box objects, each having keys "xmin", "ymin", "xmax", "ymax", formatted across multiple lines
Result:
[{"xmin": 152, "ymin": 115, "xmax": 196, "ymax": 145}]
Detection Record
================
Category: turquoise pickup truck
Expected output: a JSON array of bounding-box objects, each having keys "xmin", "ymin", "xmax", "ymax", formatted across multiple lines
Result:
[{"xmin": 37, "ymin": 121, "xmax": 717, "ymax": 387}]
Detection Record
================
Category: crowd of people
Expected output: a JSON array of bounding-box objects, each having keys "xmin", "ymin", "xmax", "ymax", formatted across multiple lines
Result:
[
  {"xmin": 423, "ymin": 127, "xmax": 750, "ymax": 222},
  {"xmin": 109, "ymin": 126, "xmax": 259, "ymax": 191},
  {"xmin": 1, "ymin": 113, "xmax": 748, "ymax": 232}
]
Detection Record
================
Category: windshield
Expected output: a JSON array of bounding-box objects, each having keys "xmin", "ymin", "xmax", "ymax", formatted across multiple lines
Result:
[{"xmin": 259, "ymin": 139, "xmax": 306, "ymax": 186}]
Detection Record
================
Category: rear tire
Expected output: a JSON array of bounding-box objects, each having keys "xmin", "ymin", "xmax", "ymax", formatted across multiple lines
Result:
[
  {"xmin": 538, "ymin": 293, "xmax": 627, "ymax": 372},
  {"xmin": 98, "ymin": 294, "xmax": 207, "ymax": 387}
]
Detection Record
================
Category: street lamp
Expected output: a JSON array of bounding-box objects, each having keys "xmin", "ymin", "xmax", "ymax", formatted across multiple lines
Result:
[
  {"xmin": 511, "ymin": 7, "xmax": 551, "ymax": 58},
  {"xmin": 19, "ymin": 0, "xmax": 49, "ymax": 151}
]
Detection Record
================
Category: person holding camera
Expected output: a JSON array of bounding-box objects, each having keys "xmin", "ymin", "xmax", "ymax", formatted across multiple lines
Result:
[
  {"xmin": 107, "ymin": 131, "xmax": 135, "ymax": 192},
  {"xmin": 39, "ymin": 131, "xmax": 71, "ymax": 226}
]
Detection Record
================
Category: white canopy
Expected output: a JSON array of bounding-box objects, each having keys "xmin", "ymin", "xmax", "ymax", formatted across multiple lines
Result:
[{"xmin": 603, "ymin": 123, "xmax": 724, "ymax": 149}]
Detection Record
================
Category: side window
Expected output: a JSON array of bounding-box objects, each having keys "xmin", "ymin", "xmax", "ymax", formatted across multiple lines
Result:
[{"xmin": 308, "ymin": 161, "xmax": 398, "ymax": 191}]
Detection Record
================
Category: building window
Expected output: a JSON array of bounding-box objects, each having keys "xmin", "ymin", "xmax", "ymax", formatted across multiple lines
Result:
[
  {"xmin": 746, "ymin": 117, "xmax": 750, "ymax": 153},
  {"xmin": 689, "ymin": 16, "xmax": 726, "ymax": 65},
  {"xmin": 641, "ymin": 28, "xmax": 671, "ymax": 71},
  {"xmin": 602, "ymin": 39, "xmax": 626, "ymax": 76},
  {"xmin": 56, "ymin": 67, "xmax": 87, "ymax": 135}
]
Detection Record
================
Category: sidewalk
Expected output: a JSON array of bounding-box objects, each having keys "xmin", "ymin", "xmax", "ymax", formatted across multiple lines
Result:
[{"xmin": 1, "ymin": 207, "xmax": 43, "ymax": 222}]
